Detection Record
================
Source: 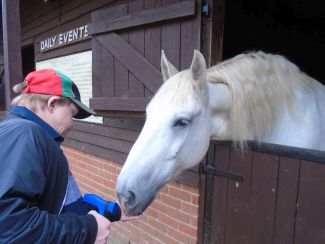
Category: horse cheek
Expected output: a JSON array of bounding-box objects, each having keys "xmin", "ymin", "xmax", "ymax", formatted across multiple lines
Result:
[{"xmin": 183, "ymin": 120, "xmax": 211, "ymax": 169}]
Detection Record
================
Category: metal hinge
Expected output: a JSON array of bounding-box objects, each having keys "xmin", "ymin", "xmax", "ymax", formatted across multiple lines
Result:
[
  {"xmin": 202, "ymin": 3, "xmax": 209, "ymax": 16},
  {"xmin": 202, "ymin": 165, "xmax": 244, "ymax": 182}
]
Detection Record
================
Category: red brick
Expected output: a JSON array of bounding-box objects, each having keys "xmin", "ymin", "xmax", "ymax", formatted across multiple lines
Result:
[
  {"xmin": 113, "ymin": 172, "xmax": 120, "ymax": 180},
  {"xmin": 189, "ymin": 237, "xmax": 198, "ymax": 244},
  {"xmin": 133, "ymin": 220, "xmax": 158, "ymax": 238},
  {"xmin": 130, "ymin": 225, "xmax": 149, "ymax": 241},
  {"xmin": 103, "ymin": 163, "xmax": 117, "ymax": 174},
  {"xmin": 189, "ymin": 215, "xmax": 198, "ymax": 226},
  {"xmin": 98, "ymin": 169, "xmax": 113, "ymax": 180},
  {"xmin": 101, "ymin": 188, "xmax": 117, "ymax": 198},
  {"xmin": 157, "ymin": 232, "xmax": 180, "ymax": 244},
  {"xmin": 169, "ymin": 186, "xmax": 192, "ymax": 202},
  {"xmin": 137, "ymin": 238, "xmax": 151, "ymax": 244},
  {"xmin": 167, "ymin": 226, "xmax": 190, "ymax": 243},
  {"xmin": 192, "ymin": 194, "xmax": 199, "ymax": 205},
  {"xmin": 179, "ymin": 222, "xmax": 198, "ymax": 237},
  {"xmin": 147, "ymin": 216, "xmax": 167, "ymax": 233},
  {"xmin": 151, "ymin": 200, "xmax": 168, "ymax": 213},
  {"xmin": 159, "ymin": 194, "xmax": 181, "ymax": 209},
  {"xmin": 97, "ymin": 177, "xmax": 116, "ymax": 189},
  {"xmin": 146, "ymin": 235, "xmax": 163, "ymax": 244},
  {"xmin": 88, "ymin": 159, "xmax": 104, "ymax": 169},
  {"xmin": 157, "ymin": 212, "xmax": 178, "ymax": 229},
  {"xmin": 84, "ymin": 163, "xmax": 99, "ymax": 174},
  {"xmin": 182, "ymin": 202, "xmax": 198, "ymax": 216},
  {"xmin": 145, "ymin": 207, "xmax": 158, "ymax": 218},
  {"xmin": 77, "ymin": 181, "xmax": 95, "ymax": 193},
  {"xmin": 71, "ymin": 165, "xmax": 91, "ymax": 178},
  {"xmin": 78, "ymin": 175, "xmax": 102, "ymax": 190},
  {"xmin": 166, "ymin": 207, "xmax": 189, "ymax": 224}
]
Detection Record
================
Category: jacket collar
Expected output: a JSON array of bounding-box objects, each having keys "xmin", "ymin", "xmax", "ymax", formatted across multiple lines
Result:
[{"xmin": 9, "ymin": 106, "xmax": 64, "ymax": 144}]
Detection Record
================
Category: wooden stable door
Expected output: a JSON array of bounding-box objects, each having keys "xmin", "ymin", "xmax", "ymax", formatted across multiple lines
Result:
[{"xmin": 200, "ymin": 141, "xmax": 325, "ymax": 244}]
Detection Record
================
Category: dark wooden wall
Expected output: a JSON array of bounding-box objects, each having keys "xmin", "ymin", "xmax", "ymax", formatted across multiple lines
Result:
[
  {"xmin": 199, "ymin": 141, "xmax": 325, "ymax": 244},
  {"xmin": 21, "ymin": 0, "xmax": 118, "ymax": 61},
  {"xmin": 0, "ymin": 59, "xmax": 4, "ymax": 112}
]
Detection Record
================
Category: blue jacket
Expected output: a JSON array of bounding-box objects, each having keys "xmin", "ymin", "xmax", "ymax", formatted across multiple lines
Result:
[{"xmin": 0, "ymin": 106, "xmax": 97, "ymax": 243}]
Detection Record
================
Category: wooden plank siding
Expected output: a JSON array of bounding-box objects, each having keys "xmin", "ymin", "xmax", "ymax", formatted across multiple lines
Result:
[
  {"xmin": 88, "ymin": 1, "xmax": 196, "ymax": 35},
  {"xmin": 128, "ymin": 0, "xmax": 145, "ymax": 98},
  {"xmin": 89, "ymin": 0, "xmax": 198, "ymax": 114},
  {"xmin": 2, "ymin": 0, "xmax": 23, "ymax": 110},
  {"xmin": 91, "ymin": 33, "xmax": 162, "ymax": 93},
  {"xmin": 199, "ymin": 141, "xmax": 325, "ymax": 244},
  {"xmin": 90, "ymin": 97, "xmax": 150, "ymax": 111}
]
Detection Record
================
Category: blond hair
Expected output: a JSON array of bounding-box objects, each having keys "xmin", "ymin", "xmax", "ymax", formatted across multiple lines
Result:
[{"xmin": 11, "ymin": 82, "xmax": 71, "ymax": 112}]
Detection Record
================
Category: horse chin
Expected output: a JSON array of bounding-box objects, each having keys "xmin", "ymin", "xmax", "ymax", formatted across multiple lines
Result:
[
  {"xmin": 117, "ymin": 166, "xmax": 174, "ymax": 216},
  {"xmin": 121, "ymin": 193, "xmax": 156, "ymax": 216}
]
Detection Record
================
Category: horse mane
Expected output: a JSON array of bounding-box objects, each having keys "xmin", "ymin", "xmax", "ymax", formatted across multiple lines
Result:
[{"xmin": 207, "ymin": 51, "xmax": 317, "ymax": 149}]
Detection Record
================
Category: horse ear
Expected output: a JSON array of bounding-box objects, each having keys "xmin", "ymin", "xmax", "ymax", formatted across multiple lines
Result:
[
  {"xmin": 161, "ymin": 50, "xmax": 179, "ymax": 81},
  {"xmin": 190, "ymin": 50, "xmax": 207, "ymax": 87}
]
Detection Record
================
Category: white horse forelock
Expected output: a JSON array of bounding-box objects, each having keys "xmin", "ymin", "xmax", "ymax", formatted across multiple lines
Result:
[{"xmin": 147, "ymin": 71, "xmax": 206, "ymax": 114}]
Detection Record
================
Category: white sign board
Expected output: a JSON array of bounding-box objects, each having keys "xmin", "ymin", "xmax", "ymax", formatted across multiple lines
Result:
[{"xmin": 36, "ymin": 51, "xmax": 102, "ymax": 124}]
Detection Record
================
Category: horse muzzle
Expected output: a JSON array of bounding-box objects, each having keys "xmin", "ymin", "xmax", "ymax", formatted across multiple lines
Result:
[{"xmin": 116, "ymin": 185, "xmax": 155, "ymax": 216}]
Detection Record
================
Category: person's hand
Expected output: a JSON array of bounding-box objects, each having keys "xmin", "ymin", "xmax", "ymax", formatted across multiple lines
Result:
[{"xmin": 88, "ymin": 210, "xmax": 111, "ymax": 244}]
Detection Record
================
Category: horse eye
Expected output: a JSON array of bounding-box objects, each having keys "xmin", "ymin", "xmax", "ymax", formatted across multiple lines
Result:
[{"xmin": 173, "ymin": 118, "xmax": 190, "ymax": 128}]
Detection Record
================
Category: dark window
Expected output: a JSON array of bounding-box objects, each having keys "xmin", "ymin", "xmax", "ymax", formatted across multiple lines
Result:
[
  {"xmin": 223, "ymin": 0, "xmax": 325, "ymax": 83},
  {"xmin": 22, "ymin": 45, "xmax": 35, "ymax": 78}
]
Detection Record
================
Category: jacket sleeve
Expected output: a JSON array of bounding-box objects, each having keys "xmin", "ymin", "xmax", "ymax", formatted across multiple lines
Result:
[
  {"xmin": 0, "ymin": 124, "xmax": 98, "ymax": 243},
  {"xmin": 0, "ymin": 196, "xmax": 98, "ymax": 243}
]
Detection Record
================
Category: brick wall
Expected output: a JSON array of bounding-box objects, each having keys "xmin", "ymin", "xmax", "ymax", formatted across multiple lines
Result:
[{"xmin": 63, "ymin": 145, "xmax": 199, "ymax": 244}]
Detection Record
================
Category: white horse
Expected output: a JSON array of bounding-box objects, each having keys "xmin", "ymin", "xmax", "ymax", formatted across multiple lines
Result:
[{"xmin": 116, "ymin": 50, "xmax": 325, "ymax": 216}]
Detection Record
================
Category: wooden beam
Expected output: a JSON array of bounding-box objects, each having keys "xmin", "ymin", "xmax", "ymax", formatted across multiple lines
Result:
[
  {"xmin": 89, "ymin": 0, "xmax": 196, "ymax": 35},
  {"xmin": 209, "ymin": 0, "xmax": 225, "ymax": 65},
  {"xmin": 2, "ymin": 0, "xmax": 23, "ymax": 110},
  {"xmin": 95, "ymin": 33, "xmax": 163, "ymax": 93},
  {"xmin": 90, "ymin": 97, "xmax": 150, "ymax": 112}
]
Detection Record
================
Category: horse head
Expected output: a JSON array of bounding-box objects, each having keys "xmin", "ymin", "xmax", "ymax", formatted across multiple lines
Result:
[
  {"xmin": 116, "ymin": 49, "xmax": 325, "ymax": 215},
  {"xmin": 116, "ymin": 50, "xmax": 231, "ymax": 216}
]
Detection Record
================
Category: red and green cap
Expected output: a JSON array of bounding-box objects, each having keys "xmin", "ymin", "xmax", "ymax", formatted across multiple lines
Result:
[{"xmin": 22, "ymin": 68, "xmax": 95, "ymax": 119}]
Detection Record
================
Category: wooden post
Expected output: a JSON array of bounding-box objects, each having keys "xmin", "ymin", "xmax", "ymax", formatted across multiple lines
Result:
[
  {"xmin": 201, "ymin": 0, "xmax": 225, "ymax": 67},
  {"xmin": 2, "ymin": 0, "xmax": 23, "ymax": 110}
]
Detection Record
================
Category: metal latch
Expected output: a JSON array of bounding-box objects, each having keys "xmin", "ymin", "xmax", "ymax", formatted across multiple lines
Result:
[
  {"xmin": 202, "ymin": 165, "xmax": 244, "ymax": 182},
  {"xmin": 202, "ymin": 3, "xmax": 209, "ymax": 16}
]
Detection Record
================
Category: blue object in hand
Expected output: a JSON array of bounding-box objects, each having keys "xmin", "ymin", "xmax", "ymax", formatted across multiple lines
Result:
[{"xmin": 82, "ymin": 193, "xmax": 121, "ymax": 222}]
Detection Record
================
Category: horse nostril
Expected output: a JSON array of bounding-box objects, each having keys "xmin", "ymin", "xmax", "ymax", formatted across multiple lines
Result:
[
  {"xmin": 118, "ymin": 189, "xmax": 136, "ymax": 210},
  {"xmin": 125, "ymin": 190, "xmax": 136, "ymax": 207}
]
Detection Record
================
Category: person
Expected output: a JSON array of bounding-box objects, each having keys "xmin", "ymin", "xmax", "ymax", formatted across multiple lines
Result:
[{"xmin": 0, "ymin": 69, "xmax": 136, "ymax": 243}]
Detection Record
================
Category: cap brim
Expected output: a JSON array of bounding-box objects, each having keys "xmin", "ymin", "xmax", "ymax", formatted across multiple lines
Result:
[{"xmin": 70, "ymin": 98, "xmax": 96, "ymax": 119}]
